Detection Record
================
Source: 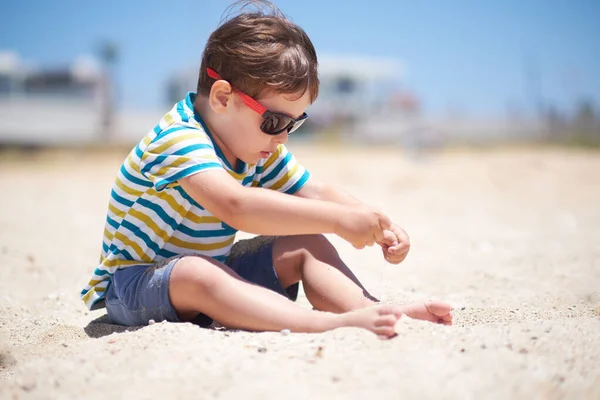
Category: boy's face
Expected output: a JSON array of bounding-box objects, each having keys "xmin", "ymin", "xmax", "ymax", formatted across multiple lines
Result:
[{"xmin": 222, "ymin": 89, "xmax": 311, "ymax": 164}]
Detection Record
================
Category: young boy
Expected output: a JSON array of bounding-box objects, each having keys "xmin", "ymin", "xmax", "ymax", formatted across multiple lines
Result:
[{"xmin": 81, "ymin": 1, "xmax": 452, "ymax": 339}]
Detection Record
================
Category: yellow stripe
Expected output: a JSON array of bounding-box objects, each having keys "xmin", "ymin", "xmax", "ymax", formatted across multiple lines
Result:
[
  {"xmin": 100, "ymin": 258, "xmax": 152, "ymax": 269},
  {"xmin": 103, "ymin": 227, "xmax": 115, "ymax": 241},
  {"xmin": 87, "ymin": 279, "xmax": 106, "ymax": 286},
  {"xmin": 226, "ymin": 169, "xmax": 245, "ymax": 181},
  {"xmin": 114, "ymin": 231, "xmax": 152, "ymax": 262},
  {"xmin": 127, "ymin": 154, "xmax": 143, "ymax": 175},
  {"xmin": 168, "ymin": 235, "xmax": 235, "ymax": 252},
  {"xmin": 115, "ymin": 177, "xmax": 144, "ymax": 197},
  {"xmin": 164, "ymin": 113, "xmax": 175, "ymax": 126},
  {"xmin": 128, "ymin": 208, "xmax": 171, "ymax": 244},
  {"xmin": 81, "ymin": 289, "xmax": 95, "ymax": 304},
  {"xmin": 251, "ymin": 180, "xmax": 260, "ymax": 187},
  {"xmin": 108, "ymin": 203, "xmax": 126, "ymax": 219},
  {"xmin": 142, "ymin": 135, "xmax": 152, "ymax": 146},
  {"xmin": 81, "ymin": 286, "xmax": 107, "ymax": 304},
  {"xmin": 152, "ymin": 153, "xmax": 218, "ymax": 178},
  {"xmin": 145, "ymin": 132, "xmax": 209, "ymax": 160},
  {"xmin": 153, "ymin": 156, "xmax": 192, "ymax": 177},
  {"xmin": 186, "ymin": 211, "xmax": 221, "ymax": 224},
  {"xmin": 271, "ymin": 164, "xmax": 299, "ymax": 191},
  {"xmin": 262, "ymin": 145, "xmax": 283, "ymax": 171},
  {"xmin": 146, "ymin": 188, "xmax": 187, "ymax": 220}
]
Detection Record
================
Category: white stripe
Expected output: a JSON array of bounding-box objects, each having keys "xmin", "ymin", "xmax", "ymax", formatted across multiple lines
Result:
[
  {"xmin": 259, "ymin": 148, "xmax": 287, "ymax": 177},
  {"xmin": 111, "ymin": 231, "xmax": 151, "ymax": 261},
  {"xmin": 112, "ymin": 180, "xmax": 142, "ymax": 199},
  {"xmin": 84, "ymin": 291, "xmax": 102, "ymax": 309},
  {"xmin": 171, "ymin": 230, "xmax": 235, "ymax": 245},
  {"xmin": 139, "ymin": 194, "xmax": 190, "ymax": 223},
  {"xmin": 141, "ymin": 143, "xmax": 218, "ymax": 178},
  {"xmin": 122, "ymin": 157, "xmax": 148, "ymax": 181},
  {"xmin": 261, "ymin": 160, "xmax": 297, "ymax": 188},
  {"xmin": 117, "ymin": 172, "xmax": 150, "ymax": 193},
  {"xmin": 162, "ymin": 241, "xmax": 233, "ymax": 259}
]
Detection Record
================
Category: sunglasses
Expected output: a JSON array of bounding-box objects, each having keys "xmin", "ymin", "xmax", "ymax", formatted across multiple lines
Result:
[{"xmin": 206, "ymin": 68, "xmax": 309, "ymax": 136}]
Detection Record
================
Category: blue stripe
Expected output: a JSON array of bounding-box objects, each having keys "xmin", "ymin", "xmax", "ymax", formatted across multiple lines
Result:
[
  {"xmin": 213, "ymin": 255, "xmax": 227, "ymax": 262},
  {"xmin": 106, "ymin": 215, "xmax": 119, "ymax": 230},
  {"xmin": 176, "ymin": 101, "xmax": 189, "ymax": 122},
  {"xmin": 285, "ymin": 171, "xmax": 311, "ymax": 195},
  {"xmin": 121, "ymin": 219, "xmax": 161, "ymax": 256},
  {"xmin": 135, "ymin": 145, "xmax": 144, "ymax": 159},
  {"xmin": 120, "ymin": 165, "xmax": 153, "ymax": 188},
  {"xmin": 154, "ymin": 163, "xmax": 223, "ymax": 191},
  {"xmin": 149, "ymin": 126, "xmax": 191, "ymax": 146},
  {"xmin": 120, "ymin": 249, "xmax": 135, "ymax": 260},
  {"xmin": 177, "ymin": 224, "xmax": 237, "ymax": 238},
  {"xmin": 260, "ymin": 152, "xmax": 291, "ymax": 185},
  {"xmin": 184, "ymin": 92, "xmax": 195, "ymax": 114},
  {"xmin": 173, "ymin": 185, "xmax": 203, "ymax": 209},
  {"xmin": 141, "ymin": 142, "xmax": 214, "ymax": 176},
  {"xmin": 193, "ymin": 115, "xmax": 242, "ymax": 172},
  {"xmin": 242, "ymin": 175, "xmax": 255, "ymax": 186},
  {"xmin": 102, "ymin": 242, "xmax": 109, "ymax": 253},
  {"xmin": 111, "ymin": 189, "xmax": 134, "ymax": 207},
  {"xmin": 158, "ymin": 248, "xmax": 179, "ymax": 259},
  {"xmin": 91, "ymin": 267, "xmax": 112, "ymax": 277},
  {"xmin": 153, "ymin": 124, "xmax": 162, "ymax": 134},
  {"xmin": 137, "ymin": 197, "xmax": 179, "ymax": 231}
]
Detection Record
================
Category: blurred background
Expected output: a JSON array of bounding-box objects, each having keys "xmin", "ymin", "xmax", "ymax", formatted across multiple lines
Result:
[{"xmin": 0, "ymin": 0, "xmax": 599, "ymax": 148}]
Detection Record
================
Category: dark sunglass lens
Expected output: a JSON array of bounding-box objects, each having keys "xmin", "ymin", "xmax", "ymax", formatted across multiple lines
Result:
[
  {"xmin": 288, "ymin": 118, "xmax": 307, "ymax": 133},
  {"xmin": 262, "ymin": 113, "xmax": 293, "ymax": 135}
]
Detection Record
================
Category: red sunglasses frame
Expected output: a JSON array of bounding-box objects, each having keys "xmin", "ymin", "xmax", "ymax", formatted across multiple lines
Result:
[{"xmin": 206, "ymin": 67, "xmax": 308, "ymax": 135}]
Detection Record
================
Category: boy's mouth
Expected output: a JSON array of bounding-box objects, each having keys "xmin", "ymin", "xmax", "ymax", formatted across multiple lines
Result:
[{"xmin": 260, "ymin": 151, "xmax": 272, "ymax": 158}]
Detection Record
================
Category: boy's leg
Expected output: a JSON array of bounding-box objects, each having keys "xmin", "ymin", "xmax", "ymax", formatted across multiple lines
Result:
[
  {"xmin": 272, "ymin": 234, "xmax": 453, "ymax": 324},
  {"xmin": 168, "ymin": 255, "xmax": 403, "ymax": 337}
]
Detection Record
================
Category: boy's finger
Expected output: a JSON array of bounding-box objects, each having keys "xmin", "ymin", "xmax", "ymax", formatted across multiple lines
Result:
[
  {"xmin": 381, "ymin": 230, "xmax": 398, "ymax": 246},
  {"xmin": 378, "ymin": 213, "xmax": 392, "ymax": 230}
]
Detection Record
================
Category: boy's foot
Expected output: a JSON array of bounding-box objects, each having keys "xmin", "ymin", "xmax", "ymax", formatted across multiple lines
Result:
[
  {"xmin": 335, "ymin": 304, "xmax": 404, "ymax": 339},
  {"xmin": 396, "ymin": 301, "xmax": 453, "ymax": 325}
]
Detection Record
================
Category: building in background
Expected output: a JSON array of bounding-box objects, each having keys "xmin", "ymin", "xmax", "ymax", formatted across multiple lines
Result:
[
  {"xmin": 165, "ymin": 55, "xmax": 425, "ymax": 142},
  {"xmin": 0, "ymin": 50, "xmax": 107, "ymax": 145}
]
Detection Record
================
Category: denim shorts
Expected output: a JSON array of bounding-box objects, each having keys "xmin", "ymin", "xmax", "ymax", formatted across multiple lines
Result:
[{"xmin": 104, "ymin": 236, "xmax": 299, "ymax": 327}]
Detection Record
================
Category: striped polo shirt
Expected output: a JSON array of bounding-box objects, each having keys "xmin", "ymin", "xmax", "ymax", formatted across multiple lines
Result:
[{"xmin": 81, "ymin": 92, "xmax": 310, "ymax": 310}]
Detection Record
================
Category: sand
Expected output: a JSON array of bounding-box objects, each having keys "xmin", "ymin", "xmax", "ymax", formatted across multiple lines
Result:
[{"xmin": 1, "ymin": 145, "xmax": 599, "ymax": 399}]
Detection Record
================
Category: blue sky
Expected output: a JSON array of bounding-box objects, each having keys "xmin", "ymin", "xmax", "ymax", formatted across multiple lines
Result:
[{"xmin": 1, "ymin": 0, "xmax": 599, "ymax": 117}]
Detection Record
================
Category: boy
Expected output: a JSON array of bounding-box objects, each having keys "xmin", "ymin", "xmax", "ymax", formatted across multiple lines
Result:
[{"xmin": 81, "ymin": 1, "xmax": 452, "ymax": 339}]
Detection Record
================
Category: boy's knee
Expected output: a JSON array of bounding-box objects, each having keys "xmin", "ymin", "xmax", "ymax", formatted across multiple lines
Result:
[
  {"xmin": 300, "ymin": 234, "xmax": 337, "ymax": 258},
  {"xmin": 277, "ymin": 234, "xmax": 338, "ymax": 264},
  {"xmin": 170, "ymin": 255, "xmax": 226, "ymax": 292}
]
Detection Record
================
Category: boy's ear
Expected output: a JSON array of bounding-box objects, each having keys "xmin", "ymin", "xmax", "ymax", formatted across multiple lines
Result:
[{"xmin": 208, "ymin": 81, "xmax": 233, "ymax": 114}]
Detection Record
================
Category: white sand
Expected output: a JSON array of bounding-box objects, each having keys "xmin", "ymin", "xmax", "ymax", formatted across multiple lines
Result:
[{"xmin": 1, "ymin": 145, "xmax": 599, "ymax": 399}]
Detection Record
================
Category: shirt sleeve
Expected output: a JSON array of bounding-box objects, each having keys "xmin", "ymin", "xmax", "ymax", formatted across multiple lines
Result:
[
  {"xmin": 138, "ymin": 124, "xmax": 224, "ymax": 191},
  {"xmin": 258, "ymin": 144, "xmax": 311, "ymax": 194}
]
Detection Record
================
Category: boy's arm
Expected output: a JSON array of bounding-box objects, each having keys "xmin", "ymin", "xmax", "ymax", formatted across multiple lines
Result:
[
  {"xmin": 294, "ymin": 179, "xmax": 362, "ymax": 206},
  {"xmin": 296, "ymin": 179, "xmax": 411, "ymax": 263},
  {"xmin": 178, "ymin": 170, "xmax": 391, "ymax": 248}
]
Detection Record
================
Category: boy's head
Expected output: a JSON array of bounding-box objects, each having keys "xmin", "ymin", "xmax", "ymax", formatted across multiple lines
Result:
[{"xmin": 195, "ymin": 1, "xmax": 319, "ymax": 164}]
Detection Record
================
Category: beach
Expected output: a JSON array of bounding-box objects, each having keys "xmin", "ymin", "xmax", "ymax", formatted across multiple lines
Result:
[{"xmin": 1, "ymin": 145, "xmax": 599, "ymax": 399}]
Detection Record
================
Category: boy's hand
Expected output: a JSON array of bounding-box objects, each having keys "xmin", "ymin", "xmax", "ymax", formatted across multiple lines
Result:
[
  {"xmin": 377, "ymin": 224, "xmax": 410, "ymax": 264},
  {"xmin": 334, "ymin": 206, "xmax": 392, "ymax": 249}
]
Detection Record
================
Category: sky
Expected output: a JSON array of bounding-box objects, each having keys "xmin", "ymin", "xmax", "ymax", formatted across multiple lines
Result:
[{"xmin": 1, "ymin": 0, "xmax": 599, "ymax": 117}]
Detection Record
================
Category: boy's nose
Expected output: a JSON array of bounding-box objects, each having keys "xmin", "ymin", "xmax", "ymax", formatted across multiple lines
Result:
[{"xmin": 274, "ymin": 131, "xmax": 289, "ymax": 145}]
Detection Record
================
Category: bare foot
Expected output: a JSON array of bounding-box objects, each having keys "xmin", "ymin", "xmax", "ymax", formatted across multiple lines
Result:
[
  {"xmin": 335, "ymin": 304, "xmax": 404, "ymax": 339},
  {"xmin": 396, "ymin": 301, "xmax": 453, "ymax": 325}
]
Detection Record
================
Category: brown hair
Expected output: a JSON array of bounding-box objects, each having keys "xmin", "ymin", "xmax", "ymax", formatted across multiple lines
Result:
[{"xmin": 197, "ymin": 0, "xmax": 319, "ymax": 103}]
